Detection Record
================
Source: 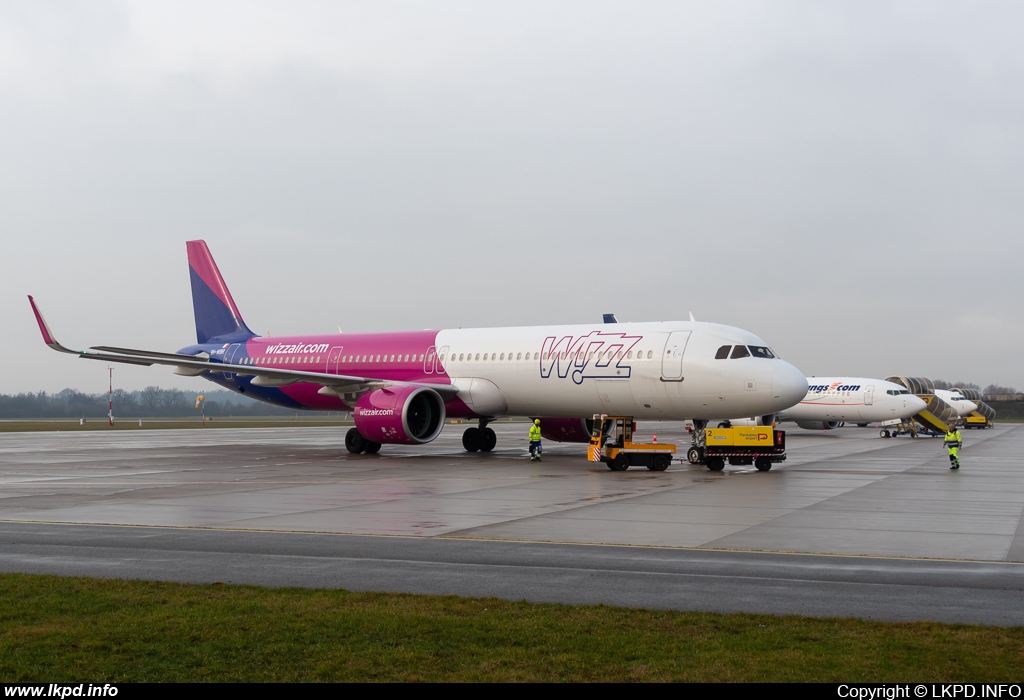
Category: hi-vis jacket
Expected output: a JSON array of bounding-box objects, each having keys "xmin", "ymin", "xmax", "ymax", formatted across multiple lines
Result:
[{"xmin": 944, "ymin": 429, "xmax": 962, "ymax": 449}]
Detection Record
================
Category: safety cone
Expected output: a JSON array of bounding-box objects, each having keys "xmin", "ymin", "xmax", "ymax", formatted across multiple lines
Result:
[{"xmin": 653, "ymin": 433, "xmax": 658, "ymax": 443}]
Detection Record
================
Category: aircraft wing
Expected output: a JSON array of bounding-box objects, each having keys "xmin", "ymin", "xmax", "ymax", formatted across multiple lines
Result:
[{"xmin": 27, "ymin": 296, "xmax": 459, "ymax": 399}]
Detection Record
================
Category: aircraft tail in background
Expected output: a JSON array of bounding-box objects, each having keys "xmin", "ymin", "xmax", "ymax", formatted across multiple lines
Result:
[{"xmin": 186, "ymin": 240, "xmax": 256, "ymax": 344}]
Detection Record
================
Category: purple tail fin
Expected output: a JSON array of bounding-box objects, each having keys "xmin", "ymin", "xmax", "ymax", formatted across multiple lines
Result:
[{"xmin": 186, "ymin": 240, "xmax": 256, "ymax": 344}]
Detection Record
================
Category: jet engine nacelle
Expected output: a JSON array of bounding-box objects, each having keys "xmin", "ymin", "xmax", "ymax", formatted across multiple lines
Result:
[
  {"xmin": 718, "ymin": 414, "xmax": 775, "ymax": 428},
  {"xmin": 795, "ymin": 420, "xmax": 842, "ymax": 431},
  {"xmin": 353, "ymin": 386, "xmax": 446, "ymax": 445},
  {"xmin": 536, "ymin": 417, "xmax": 611, "ymax": 443}
]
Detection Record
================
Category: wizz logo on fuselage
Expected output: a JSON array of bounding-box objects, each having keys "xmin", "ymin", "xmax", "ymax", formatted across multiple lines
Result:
[{"xmin": 540, "ymin": 331, "xmax": 643, "ymax": 385}]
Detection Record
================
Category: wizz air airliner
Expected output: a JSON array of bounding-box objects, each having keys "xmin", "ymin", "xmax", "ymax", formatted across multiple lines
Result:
[{"xmin": 29, "ymin": 241, "xmax": 807, "ymax": 455}]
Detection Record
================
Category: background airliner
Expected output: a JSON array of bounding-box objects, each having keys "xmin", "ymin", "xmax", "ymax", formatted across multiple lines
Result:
[
  {"xmin": 933, "ymin": 389, "xmax": 979, "ymax": 418},
  {"xmin": 718, "ymin": 377, "xmax": 927, "ymax": 431},
  {"xmin": 777, "ymin": 377, "xmax": 928, "ymax": 430},
  {"xmin": 30, "ymin": 240, "xmax": 807, "ymax": 455}
]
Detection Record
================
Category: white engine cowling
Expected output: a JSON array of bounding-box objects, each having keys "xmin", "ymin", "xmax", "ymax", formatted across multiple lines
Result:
[
  {"xmin": 795, "ymin": 420, "xmax": 842, "ymax": 431},
  {"xmin": 718, "ymin": 414, "xmax": 776, "ymax": 428}
]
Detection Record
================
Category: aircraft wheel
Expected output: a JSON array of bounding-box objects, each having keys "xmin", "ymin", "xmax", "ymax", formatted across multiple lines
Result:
[
  {"xmin": 706, "ymin": 457, "xmax": 725, "ymax": 472},
  {"xmin": 609, "ymin": 454, "xmax": 630, "ymax": 471},
  {"xmin": 686, "ymin": 447, "xmax": 703, "ymax": 464},
  {"xmin": 649, "ymin": 455, "xmax": 671, "ymax": 471},
  {"xmin": 364, "ymin": 441, "xmax": 382, "ymax": 455},
  {"xmin": 462, "ymin": 427, "xmax": 482, "ymax": 452},
  {"xmin": 717, "ymin": 421, "xmax": 731, "ymax": 429},
  {"xmin": 345, "ymin": 428, "xmax": 366, "ymax": 454},
  {"xmin": 755, "ymin": 457, "xmax": 772, "ymax": 472},
  {"xmin": 480, "ymin": 427, "xmax": 497, "ymax": 452}
]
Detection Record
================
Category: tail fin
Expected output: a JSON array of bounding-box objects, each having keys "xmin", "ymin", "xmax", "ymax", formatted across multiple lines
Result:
[{"xmin": 186, "ymin": 240, "xmax": 256, "ymax": 344}]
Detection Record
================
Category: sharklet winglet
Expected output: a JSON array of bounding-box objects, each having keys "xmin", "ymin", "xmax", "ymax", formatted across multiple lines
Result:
[{"xmin": 27, "ymin": 296, "xmax": 80, "ymax": 355}]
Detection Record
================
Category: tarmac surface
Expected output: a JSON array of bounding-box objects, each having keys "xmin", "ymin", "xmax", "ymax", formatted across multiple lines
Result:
[{"xmin": 1, "ymin": 422, "xmax": 1023, "ymax": 625}]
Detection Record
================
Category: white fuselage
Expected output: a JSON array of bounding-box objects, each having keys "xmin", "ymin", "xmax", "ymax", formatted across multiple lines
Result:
[
  {"xmin": 434, "ymin": 321, "xmax": 807, "ymax": 420},
  {"xmin": 781, "ymin": 377, "xmax": 927, "ymax": 424},
  {"xmin": 933, "ymin": 390, "xmax": 979, "ymax": 417}
]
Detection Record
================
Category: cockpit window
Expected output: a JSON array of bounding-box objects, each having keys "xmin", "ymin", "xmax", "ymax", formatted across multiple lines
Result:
[
  {"xmin": 730, "ymin": 345, "xmax": 750, "ymax": 359},
  {"xmin": 715, "ymin": 345, "xmax": 731, "ymax": 359},
  {"xmin": 748, "ymin": 346, "xmax": 775, "ymax": 359}
]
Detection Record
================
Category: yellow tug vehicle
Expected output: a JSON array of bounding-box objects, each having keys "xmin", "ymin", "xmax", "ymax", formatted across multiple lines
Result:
[
  {"xmin": 588, "ymin": 415, "xmax": 676, "ymax": 471},
  {"xmin": 689, "ymin": 425, "xmax": 787, "ymax": 472}
]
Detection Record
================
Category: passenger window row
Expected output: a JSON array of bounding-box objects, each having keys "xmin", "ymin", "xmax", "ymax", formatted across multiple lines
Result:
[
  {"xmin": 239, "ymin": 346, "xmax": 666, "ymax": 367},
  {"xmin": 246, "ymin": 356, "xmax": 323, "ymax": 365},
  {"xmin": 451, "ymin": 349, "xmax": 655, "ymax": 362},
  {"xmin": 336, "ymin": 354, "xmax": 425, "ymax": 363}
]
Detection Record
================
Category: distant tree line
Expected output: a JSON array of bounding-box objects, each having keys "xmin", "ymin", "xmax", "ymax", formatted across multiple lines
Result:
[
  {"xmin": 931, "ymin": 380, "xmax": 979, "ymax": 391},
  {"xmin": 931, "ymin": 380, "xmax": 1018, "ymax": 395},
  {"xmin": 0, "ymin": 387, "xmax": 306, "ymax": 419}
]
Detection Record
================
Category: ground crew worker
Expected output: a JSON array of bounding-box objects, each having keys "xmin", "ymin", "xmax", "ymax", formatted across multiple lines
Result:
[
  {"xmin": 529, "ymin": 419, "xmax": 542, "ymax": 461},
  {"xmin": 944, "ymin": 423, "xmax": 962, "ymax": 470}
]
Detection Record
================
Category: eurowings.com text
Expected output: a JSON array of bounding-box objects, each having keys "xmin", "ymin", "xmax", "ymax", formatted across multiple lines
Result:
[{"xmin": 5, "ymin": 685, "xmax": 117, "ymax": 698}]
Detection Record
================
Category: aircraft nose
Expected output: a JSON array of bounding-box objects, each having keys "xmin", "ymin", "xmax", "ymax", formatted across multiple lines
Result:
[
  {"xmin": 771, "ymin": 362, "xmax": 807, "ymax": 410},
  {"xmin": 910, "ymin": 394, "xmax": 928, "ymax": 413}
]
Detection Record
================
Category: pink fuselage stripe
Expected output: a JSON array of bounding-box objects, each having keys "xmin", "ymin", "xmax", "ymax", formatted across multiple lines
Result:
[
  {"xmin": 241, "ymin": 329, "xmax": 460, "ymax": 411},
  {"xmin": 186, "ymin": 241, "xmax": 243, "ymax": 318}
]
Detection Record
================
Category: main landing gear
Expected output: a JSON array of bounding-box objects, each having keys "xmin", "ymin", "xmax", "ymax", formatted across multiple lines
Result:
[
  {"xmin": 462, "ymin": 419, "xmax": 497, "ymax": 453},
  {"xmin": 345, "ymin": 427, "xmax": 382, "ymax": 455}
]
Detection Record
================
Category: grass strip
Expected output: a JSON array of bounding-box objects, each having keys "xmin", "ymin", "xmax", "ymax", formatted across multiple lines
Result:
[
  {"xmin": 0, "ymin": 417, "xmax": 515, "ymax": 432},
  {"xmin": 1, "ymin": 573, "xmax": 1021, "ymax": 682},
  {"xmin": 0, "ymin": 418, "xmax": 351, "ymax": 432}
]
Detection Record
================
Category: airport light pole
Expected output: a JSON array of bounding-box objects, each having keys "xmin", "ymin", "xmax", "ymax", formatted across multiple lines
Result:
[{"xmin": 108, "ymin": 366, "xmax": 114, "ymax": 427}]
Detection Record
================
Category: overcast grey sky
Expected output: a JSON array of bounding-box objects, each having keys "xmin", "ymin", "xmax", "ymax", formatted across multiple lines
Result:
[{"xmin": 3, "ymin": 1, "xmax": 1022, "ymax": 395}]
